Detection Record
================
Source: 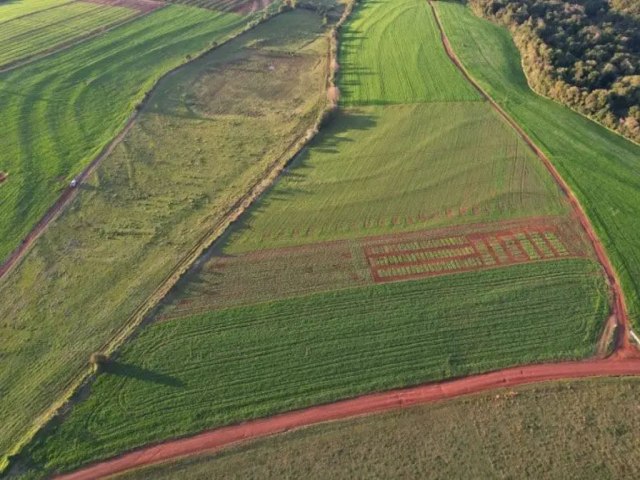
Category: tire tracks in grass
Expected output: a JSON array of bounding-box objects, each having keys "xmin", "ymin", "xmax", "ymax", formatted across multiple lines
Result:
[{"xmin": 427, "ymin": 0, "xmax": 636, "ymax": 356}]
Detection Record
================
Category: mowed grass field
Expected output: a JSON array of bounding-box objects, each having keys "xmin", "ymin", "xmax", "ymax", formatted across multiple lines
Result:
[
  {"xmin": 116, "ymin": 378, "xmax": 640, "ymax": 479},
  {"xmin": 0, "ymin": 0, "xmax": 71, "ymax": 22},
  {"xmin": 0, "ymin": 3, "xmax": 246, "ymax": 262},
  {"xmin": 223, "ymin": 102, "xmax": 569, "ymax": 254},
  {"xmin": 24, "ymin": 260, "xmax": 608, "ymax": 476},
  {"xmin": 0, "ymin": 9, "xmax": 329, "ymax": 466},
  {"xmin": 0, "ymin": 0, "xmax": 138, "ymax": 69},
  {"xmin": 338, "ymin": 0, "xmax": 480, "ymax": 104},
  {"xmin": 436, "ymin": 1, "xmax": 640, "ymax": 328}
]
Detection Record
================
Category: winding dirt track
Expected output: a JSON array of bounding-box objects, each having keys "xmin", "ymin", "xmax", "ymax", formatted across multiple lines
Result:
[
  {"xmin": 49, "ymin": 2, "xmax": 640, "ymax": 479},
  {"xmin": 55, "ymin": 359, "xmax": 640, "ymax": 480}
]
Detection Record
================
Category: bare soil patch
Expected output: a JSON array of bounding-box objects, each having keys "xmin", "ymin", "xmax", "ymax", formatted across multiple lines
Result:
[
  {"xmin": 0, "ymin": 172, "xmax": 7, "ymax": 184},
  {"xmin": 233, "ymin": 0, "xmax": 275, "ymax": 14}
]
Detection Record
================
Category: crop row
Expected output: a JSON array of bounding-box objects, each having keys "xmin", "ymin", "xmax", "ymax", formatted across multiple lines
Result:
[{"xmin": 24, "ymin": 260, "xmax": 609, "ymax": 477}]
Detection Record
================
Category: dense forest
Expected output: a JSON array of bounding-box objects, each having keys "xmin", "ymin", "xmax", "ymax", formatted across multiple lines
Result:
[{"xmin": 468, "ymin": 0, "xmax": 640, "ymax": 143}]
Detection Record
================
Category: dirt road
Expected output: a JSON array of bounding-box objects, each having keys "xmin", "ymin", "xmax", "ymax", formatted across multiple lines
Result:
[{"xmin": 54, "ymin": 358, "xmax": 640, "ymax": 480}]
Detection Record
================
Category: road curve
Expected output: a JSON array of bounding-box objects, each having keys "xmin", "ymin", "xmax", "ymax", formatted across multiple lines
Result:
[{"xmin": 55, "ymin": 359, "xmax": 640, "ymax": 480}]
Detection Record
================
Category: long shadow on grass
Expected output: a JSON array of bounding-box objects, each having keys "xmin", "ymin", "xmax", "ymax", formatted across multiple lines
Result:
[{"xmin": 104, "ymin": 361, "xmax": 184, "ymax": 388}]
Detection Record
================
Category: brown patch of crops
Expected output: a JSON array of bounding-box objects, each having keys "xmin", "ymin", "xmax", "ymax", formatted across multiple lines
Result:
[
  {"xmin": 82, "ymin": 0, "xmax": 164, "ymax": 12},
  {"xmin": 158, "ymin": 215, "xmax": 592, "ymax": 321}
]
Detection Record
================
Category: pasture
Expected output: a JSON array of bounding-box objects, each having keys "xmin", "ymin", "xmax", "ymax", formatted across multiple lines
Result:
[
  {"xmin": 436, "ymin": 1, "xmax": 640, "ymax": 328},
  {"xmin": 0, "ymin": 1, "xmax": 142, "ymax": 70},
  {"xmin": 0, "ymin": 3, "xmax": 246, "ymax": 262},
  {"xmin": 116, "ymin": 377, "xmax": 640, "ymax": 479},
  {"xmin": 338, "ymin": 0, "xmax": 480, "ymax": 104},
  {"xmin": 0, "ymin": 9, "xmax": 329, "ymax": 466},
  {"xmin": 222, "ymin": 102, "xmax": 569, "ymax": 254},
  {"xmin": 25, "ymin": 260, "xmax": 608, "ymax": 476}
]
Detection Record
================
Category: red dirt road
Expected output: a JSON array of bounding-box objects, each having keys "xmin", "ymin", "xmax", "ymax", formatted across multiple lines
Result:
[{"xmin": 55, "ymin": 358, "xmax": 640, "ymax": 480}]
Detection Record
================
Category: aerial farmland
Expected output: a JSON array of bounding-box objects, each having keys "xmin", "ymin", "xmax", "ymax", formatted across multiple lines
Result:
[{"xmin": 1, "ymin": 0, "xmax": 640, "ymax": 478}]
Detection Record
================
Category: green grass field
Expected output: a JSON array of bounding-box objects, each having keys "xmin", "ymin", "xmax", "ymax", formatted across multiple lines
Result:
[
  {"xmin": 338, "ymin": 0, "xmax": 480, "ymax": 104},
  {"xmin": 0, "ymin": 1, "xmax": 137, "ymax": 69},
  {"xmin": 435, "ymin": 1, "xmax": 640, "ymax": 328},
  {"xmin": 0, "ymin": 9, "xmax": 329, "ymax": 466},
  {"xmin": 0, "ymin": 0, "xmax": 72, "ymax": 23},
  {"xmin": 24, "ymin": 260, "xmax": 608, "ymax": 476},
  {"xmin": 115, "ymin": 377, "xmax": 640, "ymax": 479},
  {"xmin": 223, "ymin": 102, "xmax": 569, "ymax": 254},
  {"xmin": 0, "ymin": 4, "xmax": 246, "ymax": 262}
]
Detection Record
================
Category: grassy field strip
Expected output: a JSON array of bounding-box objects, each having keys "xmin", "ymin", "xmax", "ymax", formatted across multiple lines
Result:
[
  {"xmin": 23, "ymin": 260, "xmax": 609, "ymax": 476},
  {"xmin": 0, "ymin": 0, "xmax": 75, "ymax": 24},
  {"xmin": 338, "ymin": 0, "xmax": 480, "ymax": 104},
  {"xmin": 220, "ymin": 102, "xmax": 569, "ymax": 254},
  {"xmin": 0, "ymin": 4, "xmax": 248, "ymax": 264},
  {"xmin": 435, "ymin": 1, "xmax": 640, "ymax": 330},
  {"xmin": 114, "ymin": 378, "xmax": 640, "ymax": 480},
  {"xmin": 0, "ymin": 8, "xmax": 334, "ymax": 473},
  {"xmin": 0, "ymin": 2, "xmax": 143, "ymax": 71}
]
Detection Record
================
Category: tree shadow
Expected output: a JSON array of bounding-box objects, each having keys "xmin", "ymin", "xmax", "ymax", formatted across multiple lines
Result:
[{"xmin": 104, "ymin": 361, "xmax": 184, "ymax": 388}]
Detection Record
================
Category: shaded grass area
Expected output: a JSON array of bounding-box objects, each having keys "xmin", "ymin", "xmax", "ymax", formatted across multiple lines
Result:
[
  {"xmin": 0, "ymin": 1, "xmax": 136, "ymax": 69},
  {"xmin": 24, "ymin": 260, "xmax": 608, "ymax": 477},
  {"xmin": 0, "ymin": 4, "xmax": 246, "ymax": 262},
  {"xmin": 223, "ymin": 102, "xmax": 569, "ymax": 254},
  {"xmin": 0, "ymin": 9, "xmax": 328, "ymax": 464},
  {"xmin": 116, "ymin": 377, "xmax": 640, "ymax": 479},
  {"xmin": 436, "ymin": 1, "xmax": 640, "ymax": 328},
  {"xmin": 338, "ymin": 0, "xmax": 480, "ymax": 104}
]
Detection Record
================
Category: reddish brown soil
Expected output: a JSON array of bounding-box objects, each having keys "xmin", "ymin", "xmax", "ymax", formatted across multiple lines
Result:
[
  {"xmin": 54, "ymin": 358, "xmax": 640, "ymax": 480},
  {"xmin": 82, "ymin": 0, "xmax": 164, "ymax": 12},
  {"xmin": 0, "ymin": 172, "xmax": 7, "ymax": 184}
]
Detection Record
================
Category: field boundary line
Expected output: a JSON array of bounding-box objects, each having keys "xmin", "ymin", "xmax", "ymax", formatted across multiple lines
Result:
[
  {"xmin": 428, "ymin": 0, "xmax": 634, "ymax": 356},
  {"xmin": 0, "ymin": 5, "xmax": 294, "ymax": 473},
  {"xmin": 0, "ymin": 6, "xmax": 159, "ymax": 75},
  {"xmin": 2, "ymin": 2, "xmax": 357, "ymax": 474},
  {"xmin": 53, "ymin": 358, "xmax": 640, "ymax": 480}
]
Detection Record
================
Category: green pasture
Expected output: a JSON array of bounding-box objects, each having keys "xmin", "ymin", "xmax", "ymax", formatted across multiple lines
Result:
[
  {"xmin": 338, "ymin": 0, "xmax": 480, "ymax": 104},
  {"xmin": 0, "ymin": 9, "xmax": 328, "ymax": 465},
  {"xmin": 0, "ymin": 0, "xmax": 71, "ymax": 23},
  {"xmin": 436, "ymin": 1, "xmax": 640, "ymax": 328},
  {"xmin": 0, "ymin": 1, "xmax": 136, "ymax": 69},
  {"xmin": 0, "ymin": 4, "xmax": 246, "ymax": 262},
  {"xmin": 223, "ymin": 102, "xmax": 569, "ymax": 254},
  {"xmin": 25, "ymin": 259, "xmax": 608, "ymax": 477}
]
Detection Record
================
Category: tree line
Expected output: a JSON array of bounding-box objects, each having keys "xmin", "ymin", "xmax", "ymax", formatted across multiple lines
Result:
[{"xmin": 469, "ymin": 0, "xmax": 640, "ymax": 143}]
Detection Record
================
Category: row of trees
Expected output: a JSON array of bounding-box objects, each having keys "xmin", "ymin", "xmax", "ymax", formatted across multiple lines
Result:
[{"xmin": 469, "ymin": 0, "xmax": 640, "ymax": 143}]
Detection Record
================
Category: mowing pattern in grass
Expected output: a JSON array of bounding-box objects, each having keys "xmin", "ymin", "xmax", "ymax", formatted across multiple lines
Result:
[
  {"xmin": 115, "ymin": 378, "xmax": 640, "ymax": 480},
  {"xmin": 0, "ymin": 4, "xmax": 246, "ymax": 263},
  {"xmin": 0, "ymin": 0, "xmax": 72, "ymax": 23},
  {"xmin": 0, "ymin": 9, "xmax": 328, "ymax": 465},
  {"xmin": 25, "ymin": 260, "xmax": 609, "ymax": 476},
  {"xmin": 436, "ymin": 1, "xmax": 640, "ymax": 327},
  {"xmin": 0, "ymin": 1, "xmax": 138, "ymax": 69},
  {"xmin": 222, "ymin": 102, "xmax": 569, "ymax": 254},
  {"xmin": 165, "ymin": 0, "xmax": 269, "ymax": 13},
  {"xmin": 159, "ymin": 216, "xmax": 591, "ymax": 317},
  {"xmin": 338, "ymin": 0, "xmax": 481, "ymax": 104}
]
